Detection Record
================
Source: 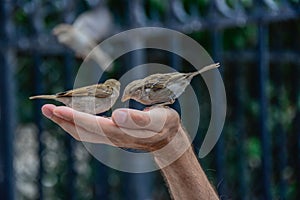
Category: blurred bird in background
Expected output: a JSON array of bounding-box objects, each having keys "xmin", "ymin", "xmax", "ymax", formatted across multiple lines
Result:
[{"xmin": 52, "ymin": 6, "xmax": 113, "ymax": 70}]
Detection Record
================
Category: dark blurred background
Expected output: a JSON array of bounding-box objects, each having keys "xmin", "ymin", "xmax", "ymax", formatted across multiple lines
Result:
[{"xmin": 1, "ymin": 0, "xmax": 300, "ymax": 199}]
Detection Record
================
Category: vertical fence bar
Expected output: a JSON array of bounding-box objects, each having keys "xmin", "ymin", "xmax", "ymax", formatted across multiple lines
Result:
[
  {"xmin": 208, "ymin": 0, "xmax": 227, "ymax": 196},
  {"xmin": 235, "ymin": 62, "xmax": 247, "ymax": 200},
  {"xmin": 293, "ymin": 61, "xmax": 300, "ymax": 199},
  {"xmin": 32, "ymin": 53, "xmax": 44, "ymax": 200},
  {"xmin": 63, "ymin": 53, "xmax": 76, "ymax": 200},
  {"xmin": 30, "ymin": 3, "xmax": 44, "ymax": 198},
  {"xmin": 273, "ymin": 65, "xmax": 287, "ymax": 199},
  {"xmin": 271, "ymin": 27, "xmax": 287, "ymax": 199},
  {"xmin": 257, "ymin": 23, "xmax": 272, "ymax": 200},
  {"xmin": 276, "ymin": 129, "xmax": 287, "ymax": 199},
  {"xmin": 297, "ymin": 104, "xmax": 300, "ymax": 199},
  {"xmin": 62, "ymin": 1, "xmax": 77, "ymax": 198},
  {"xmin": 167, "ymin": 0, "xmax": 180, "ymax": 71},
  {"xmin": 293, "ymin": 29, "xmax": 300, "ymax": 199},
  {"xmin": 296, "ymin": 113, "xmax": 300, "ymax": 199},
  {"xmin": 93, "ymin": 162, "xmax": 109, "ymax": 199},
  {"xmin": 0, "ymin": 51, "xmax": 15, "ymax": 200},
  {"xmin": 211, "ymin": 28, "xmax": 226, "ymax": 196},
  {"xmin": 0, "ymin": 2, "xmax": 16, "ymax": 200},
  {"xmin": 235, "ymin": 63, "xmax": 248, "ymax": 199}
]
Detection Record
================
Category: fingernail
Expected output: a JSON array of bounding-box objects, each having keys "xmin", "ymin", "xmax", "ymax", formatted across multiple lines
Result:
[
  {"xmin": 114, "ymin": 110, "xmax": 127, "ymax": 124},
  {"xmin": 42, "ymin": 107, "xmax": 53, "ymax": 119}
]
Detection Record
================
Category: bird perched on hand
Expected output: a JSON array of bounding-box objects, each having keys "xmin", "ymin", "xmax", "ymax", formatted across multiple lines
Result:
[
  {"xmin": 30, "ymin": 79, "xmax": 120, "ymax": 114},
  {"xmin": 52, "ymin": 6, "xmax": 113, "ymax": 70},
  {"xmin": 121, "ymin": 63, "xmax": 220, "ymax": 105}
]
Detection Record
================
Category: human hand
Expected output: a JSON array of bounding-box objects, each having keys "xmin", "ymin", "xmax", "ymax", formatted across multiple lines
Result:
[{"xmin": 41, "ymin": 104, "xmax": 186, "ymax": 152}]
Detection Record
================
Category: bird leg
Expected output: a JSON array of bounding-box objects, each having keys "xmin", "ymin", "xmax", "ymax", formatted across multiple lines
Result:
[{"xmin": 154, "ymin": 98, "xmax": 175, "ymax": 107}]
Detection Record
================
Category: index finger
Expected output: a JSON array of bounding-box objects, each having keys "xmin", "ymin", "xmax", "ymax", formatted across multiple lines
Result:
[
  {"xmin": 52, "ymin": 106, "xmax": 118, "ymax": 135},
  {"xmin": 52, "ymin": 106, "xmax": 158, "ymax": 139}
]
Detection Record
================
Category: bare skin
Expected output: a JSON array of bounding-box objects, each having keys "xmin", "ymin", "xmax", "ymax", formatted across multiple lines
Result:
[{"xmin": 41, "ymin": 104, "xmax": 219, "ymax": 200}]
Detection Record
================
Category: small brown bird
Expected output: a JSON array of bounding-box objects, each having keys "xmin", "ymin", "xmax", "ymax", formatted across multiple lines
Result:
[
  {"xmin": 30, "ymin": 79, "xmax": 120, "ymax": 114},
  {"xmin": 121, "ymin": 63, "xmax": 220, "ymax": 105}
]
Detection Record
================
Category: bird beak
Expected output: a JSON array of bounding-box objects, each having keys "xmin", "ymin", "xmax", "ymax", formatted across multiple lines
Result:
[{"xmin": 121, "ymin": 94, "xmax": 130, "ymax": 102}]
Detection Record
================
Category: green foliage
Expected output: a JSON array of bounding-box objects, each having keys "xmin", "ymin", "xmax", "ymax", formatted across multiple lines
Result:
[
  {"xmin": 246, "ymin": 137, "xmax": 261, "ymax": 163},
  {"xmin": 223, "ymin": 25, "xmax": 257, "ymax": 50}
]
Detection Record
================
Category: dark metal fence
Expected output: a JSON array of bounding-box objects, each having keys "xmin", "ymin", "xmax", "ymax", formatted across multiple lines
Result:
[{"xmin": 0, "ymin": 0, "xmax": 300, "ymax": 199}]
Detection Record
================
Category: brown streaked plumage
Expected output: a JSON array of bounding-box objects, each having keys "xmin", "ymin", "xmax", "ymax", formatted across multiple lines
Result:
[
  {"xmin": 121, "ymin": 63, "xmax": 220, "ymax": 105},
  {"xmin": 30, "ymin": 79, "xmax": 120, "ymax": 114}
]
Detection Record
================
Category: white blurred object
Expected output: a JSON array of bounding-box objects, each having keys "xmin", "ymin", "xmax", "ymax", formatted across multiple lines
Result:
[{"xmin": 52, "ymin": 6, "xmax": 113, "ymax": 70}]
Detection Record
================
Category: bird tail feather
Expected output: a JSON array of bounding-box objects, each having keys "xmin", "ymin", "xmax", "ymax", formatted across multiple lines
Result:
[
  {"xmin": 198, "ymin": 63, "xmax": 220, "ymax": 74},
  {"xmin": 189, "ymin": 63, "xmax": 220, "ymax": 79},
  {"xmin": 29, "ymin": 95, "xmax": 56, "ymax": 100}
]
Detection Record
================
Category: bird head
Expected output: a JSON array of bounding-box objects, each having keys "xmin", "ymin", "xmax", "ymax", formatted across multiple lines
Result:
[
  {"xmin": 121, "ymin": 80, "xmax": 142, "ymax": 102},
  {"xmin": 104, "ymin": 79, "xmax": 120, "ymax": 91}
]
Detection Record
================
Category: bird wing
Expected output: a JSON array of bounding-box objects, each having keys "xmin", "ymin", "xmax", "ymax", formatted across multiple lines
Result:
[
  {"xmin": 56, "ymin": 84, "xmax": 113, "ymax": 98},
  {"xmin": 145, "ymin": 72, "xmax": 191, "ymax": 102},
  {"xmin": 94, "ymin": 84, "xmax": 113, "ymax": 98},
  {"xmin": 144, "ymin": 74, "xmax": 173, "ymax": 91}
]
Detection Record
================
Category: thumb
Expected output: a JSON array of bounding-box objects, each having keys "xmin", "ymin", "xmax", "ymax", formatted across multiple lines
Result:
[{"xmin": 112, "ymin": 108, "xmax": 168, "ymax": 132}]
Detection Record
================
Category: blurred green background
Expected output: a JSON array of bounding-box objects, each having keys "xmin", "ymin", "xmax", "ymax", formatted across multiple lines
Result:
[{"xmin": 1, "ymin": 0, "xmax": 300, "ymax": 199}]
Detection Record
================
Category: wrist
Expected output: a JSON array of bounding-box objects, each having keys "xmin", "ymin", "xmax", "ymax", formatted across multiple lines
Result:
[{"xmin": 152, "ymin": 125, "xmax": 192, "ymax": 168}]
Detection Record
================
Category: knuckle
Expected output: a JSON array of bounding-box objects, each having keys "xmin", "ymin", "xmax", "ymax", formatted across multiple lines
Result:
[{"xmin": 132, "ymin": 113, "xmax": 149, "ymax": 127}]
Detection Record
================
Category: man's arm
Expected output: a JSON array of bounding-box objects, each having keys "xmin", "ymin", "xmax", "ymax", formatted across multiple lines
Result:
[
  {"xmin": 41, "ymin": 104, "xmax": 219, "ymax": 200},
  {"xmin": 154, "ymin": 127, "xmax": 219, "ymax": 200}
]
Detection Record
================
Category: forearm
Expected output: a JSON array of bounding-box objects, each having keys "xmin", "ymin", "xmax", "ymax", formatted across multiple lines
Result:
[{"xmin": 153, "ymin": 127, "xmax": 219, "ymax": 200}]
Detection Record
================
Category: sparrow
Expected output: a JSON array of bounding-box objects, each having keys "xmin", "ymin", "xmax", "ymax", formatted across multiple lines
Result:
[
  {"xmin": 30, "ymin": 79, "xmax": 120, "ymax": 114},
  {"xmin": 121, "ymin": 63, "xmax": 220, "ymax": 105},
  {"xmin": 52, "ymin": 6, "xmax": 113, "ymax": 70}
]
